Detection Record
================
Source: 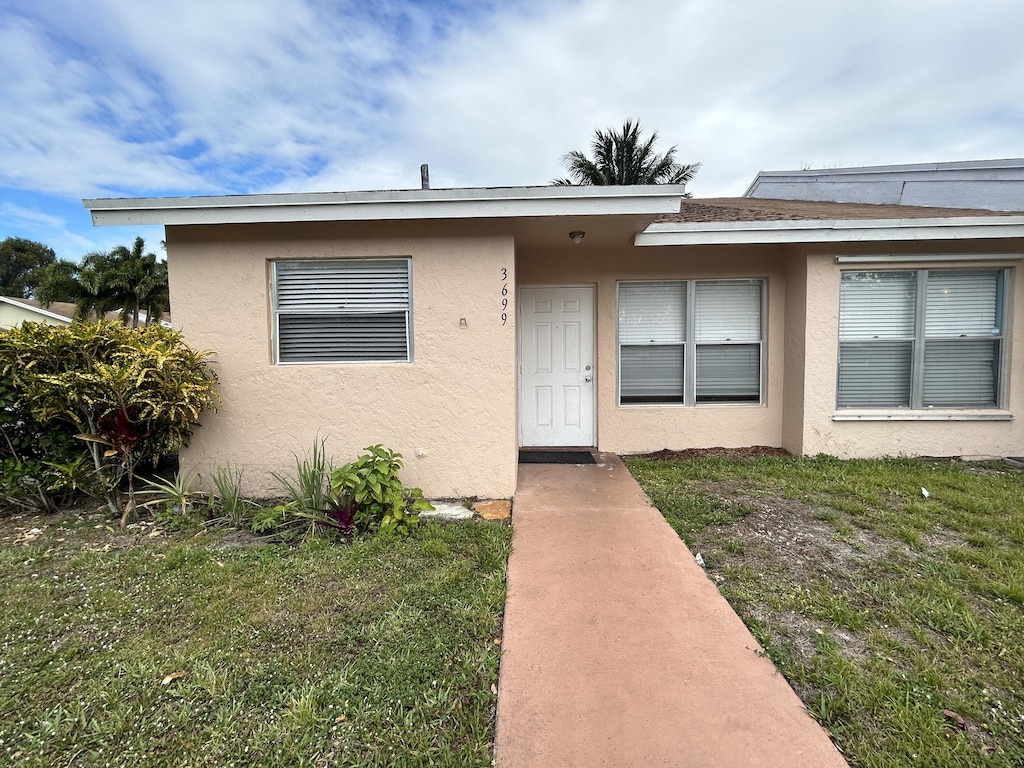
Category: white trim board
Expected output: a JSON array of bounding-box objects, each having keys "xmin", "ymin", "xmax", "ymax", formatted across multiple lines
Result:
[
  {"xmin": 85, "ymin": 185, "xmax": 688, "ymax": 227},
  {"xmin": 635, "ymin": 216, "xmax": 1024, "ymax": 246}
]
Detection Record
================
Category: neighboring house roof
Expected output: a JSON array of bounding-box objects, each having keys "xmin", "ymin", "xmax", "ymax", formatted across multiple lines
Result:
[
  {"xmin": 0, "ymin": 296, "xmax": 76, "ymax": 323},
  {"xmin": 744, "ymin": 158, "xmax": 1024, "ymax": 212},
  {"xmin": 637, "ymin": 197, "xmax": 1024, "ymax": 246},
  {"xmin": 0, "ymin": 296, "xmax": 170, "ymax": 326}
]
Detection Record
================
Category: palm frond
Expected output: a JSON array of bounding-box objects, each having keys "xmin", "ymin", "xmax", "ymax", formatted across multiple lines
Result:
[{"xmin": 554, "ymin": 119, "xmax": 700, "ymax": 188}]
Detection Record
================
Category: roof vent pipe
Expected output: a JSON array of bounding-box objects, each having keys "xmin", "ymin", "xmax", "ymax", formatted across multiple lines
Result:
[{"xmin": 420, "ymin": 164, "xmax": 430, "ymax": 190}]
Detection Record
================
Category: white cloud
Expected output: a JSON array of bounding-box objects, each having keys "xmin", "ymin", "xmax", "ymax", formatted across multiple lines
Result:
[{"xmin": 1, "ymin": 0, "xmax": 1023, "ymax": 260}]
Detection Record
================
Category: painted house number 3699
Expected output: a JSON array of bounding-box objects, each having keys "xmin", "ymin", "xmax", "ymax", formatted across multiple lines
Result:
[{"xmin": 500, "ymin": 267, "xmax": 509, "ymax": 325}]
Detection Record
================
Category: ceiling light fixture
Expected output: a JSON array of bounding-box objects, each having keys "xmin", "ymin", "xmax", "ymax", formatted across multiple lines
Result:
[{"xmin": 569, "ymin": 231, "xmax": 585, "ymax": 244}]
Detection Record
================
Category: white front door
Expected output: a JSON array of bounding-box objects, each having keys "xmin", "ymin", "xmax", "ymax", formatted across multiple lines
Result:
[{"xmin": 519, "ymin": 286, "xmax": 595, "ymax": 446}]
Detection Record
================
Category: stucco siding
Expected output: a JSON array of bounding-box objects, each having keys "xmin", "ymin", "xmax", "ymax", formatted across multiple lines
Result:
[
  {"xmin": 798, "ymin": 241, "xmax": 1024, "ymax": 458},
  {"xmin": 781, "ymin": 251, "xmax": 808, "ymax": 454},
  {"xmin": 166, "ymin": 220, "xmax": 519, "ymax": 498},
  {"xmin": 517, "ymin": 244, "xmax": 788, "ymax": 454}
]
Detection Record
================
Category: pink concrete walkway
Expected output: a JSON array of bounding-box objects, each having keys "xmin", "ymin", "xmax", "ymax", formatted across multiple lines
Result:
[{"xmin": 495, "ymin": 453, "xmax": 848, "ymax": 767}]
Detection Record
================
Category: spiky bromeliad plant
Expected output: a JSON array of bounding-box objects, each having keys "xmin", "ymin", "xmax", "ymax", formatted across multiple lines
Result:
[{"xmin": 0, "ymin": 320, "xmax": 220, "ymax": 525}]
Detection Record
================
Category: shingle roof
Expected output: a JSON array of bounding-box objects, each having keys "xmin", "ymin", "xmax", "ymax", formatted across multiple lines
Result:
[{"xmin": 656, "ymin": 197, "xmax": 1024, "ymax": 224}]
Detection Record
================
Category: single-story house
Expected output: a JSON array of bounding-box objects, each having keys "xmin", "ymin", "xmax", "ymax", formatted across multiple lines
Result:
[
  {"xmin": 0, "ymin": 296, "xmax": 170, "ymax": 329},
  {"xmin": 0, "ymin": 296, "xmax": 79, "ymax": 328},
  {"xmin": 84, "ymin": 186, "xmax": 1024, "ymax": 499}
]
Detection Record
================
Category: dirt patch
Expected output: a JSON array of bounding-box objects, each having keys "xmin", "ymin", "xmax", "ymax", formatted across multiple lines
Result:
[
  {"xmin": 213, "ymin": 530, "xmax": 275, "ymax": 549},
  {"xmin": 637, "ymin": 445, "xmax": 792, "ymax": 461}
]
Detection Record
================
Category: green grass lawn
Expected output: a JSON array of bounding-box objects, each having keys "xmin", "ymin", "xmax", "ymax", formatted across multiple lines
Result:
[
  {"xmin": 626, "ymin": 454, "xmax": 1024, "ymax": 768},
  {"xmin": 0, "ymin": 515, "xmax": 511, "ymax": 767}
]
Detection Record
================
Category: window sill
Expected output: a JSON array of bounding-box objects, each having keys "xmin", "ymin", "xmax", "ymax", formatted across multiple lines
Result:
[
  {"xmin": 618, "ymin": 401, "xmax": 766, "ymax": 409},
  {"xmin": 832, "ymin": 410, "xmax": 1012, "ymax": 422}
]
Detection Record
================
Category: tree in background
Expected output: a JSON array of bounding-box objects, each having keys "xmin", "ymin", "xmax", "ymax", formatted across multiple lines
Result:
[
  {"xmin": 35, "ymin": 236, "xmax": 169, "ymax": 326},
  {"xmin": 0, "ymin": 237, "xmax": 56, "ymax": 298},
  {"xmin": 553, "ymin": 119, "xmax": 700, "ymax": 191},
  {"xmin": 106, "ymin": 237, "xmax": 169, "ymax": 328}
]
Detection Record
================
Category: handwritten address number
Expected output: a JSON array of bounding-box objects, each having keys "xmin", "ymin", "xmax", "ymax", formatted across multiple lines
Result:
[{"xmin": 500, "ymin": 267, "xmax": 509, "ymax": 325}]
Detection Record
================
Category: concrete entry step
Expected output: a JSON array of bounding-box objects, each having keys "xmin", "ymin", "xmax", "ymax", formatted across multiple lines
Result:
[{"xmin": 495, "ymin": 453, "xmax": 848, "ymax": 767}]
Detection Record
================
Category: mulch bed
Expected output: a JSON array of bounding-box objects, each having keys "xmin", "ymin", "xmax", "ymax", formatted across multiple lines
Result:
[{"xmin": 635, "ymin": 446, "xmax": 792, "ymax": 461}]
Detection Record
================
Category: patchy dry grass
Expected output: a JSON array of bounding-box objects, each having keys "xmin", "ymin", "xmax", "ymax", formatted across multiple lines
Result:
[
  {"xmin": 627, "ymin": 454, "xmax": 1024, "ymax": 768},
  {"xmin": 0, "ymin": 510, "xmax": 511, "ymax": 767}
]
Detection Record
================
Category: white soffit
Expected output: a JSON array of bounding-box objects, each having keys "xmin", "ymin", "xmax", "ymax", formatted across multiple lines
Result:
[
  {"xmin": 84, "ymin": 185, "xmax": 687, "ymax": 226},
  {"xmin": 635, "ymin": 215, "xmax": 1024, "ymax": 246}
]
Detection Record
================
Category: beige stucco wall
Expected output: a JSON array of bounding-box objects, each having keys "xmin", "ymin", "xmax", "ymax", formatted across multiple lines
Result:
[
  {"xmin": 796, "ymin": 240, "xmax": 1024, "ymax": 458},
  {"xmin": 0, "ymin": 303, "xmax": 68, "ymax": 329},
  {"xmin": 166, "ymin": 219, "xmax": 519, "ymax": 499},
  {"xmin": 517, "ymin": 244, "xmax": 789, "ymax": 453},
  {"xmin": 165, "ymin": 218, "xmax": 1024, "ymax": 502},
  {"xmin": 781, "ymin": 250, "xmax": 808, "ymax": 454},
  {"xmin": 518, "ymin": 237, "xmax": 1024, "ymax": 460}
]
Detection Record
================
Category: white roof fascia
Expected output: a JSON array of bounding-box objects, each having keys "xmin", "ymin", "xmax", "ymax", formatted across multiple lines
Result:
[
  {"xmin": 635, "ymin": 215, "xmax": 1024, "ymax": 246},
  {"xmin": 0, "ymin": 296, "xmax": 72, "ymax": 323},
  {"xmin": 84, "ymin": 185, "xmax": 688, "ymax": 227}
]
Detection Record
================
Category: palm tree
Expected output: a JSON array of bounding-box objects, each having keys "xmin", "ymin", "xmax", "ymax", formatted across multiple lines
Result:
[
  {"xmin": 37, "ymin": 237, "xmax": 169, "ymax": 327},
  {"xmin": 106, "ymin": 238, "xmax": 168, "ymax": 328},
  {"xmin": 73, "ymin": 253, "xmax": 117, "ymax": 322},
  {"xmin": 553, "ymin": 119, "xmax": 700, "ymax": 192}
]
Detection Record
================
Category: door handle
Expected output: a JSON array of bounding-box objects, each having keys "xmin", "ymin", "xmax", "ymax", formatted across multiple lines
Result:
[{"xmin": 584, "ymin": 375, "xmax": 592, "ymax": 383}]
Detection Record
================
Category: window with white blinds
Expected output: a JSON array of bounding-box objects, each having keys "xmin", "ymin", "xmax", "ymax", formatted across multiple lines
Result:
[
  {"xmin": 838, "ymin": 269, "xmax": 1004, "ymax": 408},
  {"xmin": 273, "ymin": 259, "xmax": 411, "ymax": 363},
  {"xmin": 617, "ymin": 279, "xmax": 763, "ymax": 405}
]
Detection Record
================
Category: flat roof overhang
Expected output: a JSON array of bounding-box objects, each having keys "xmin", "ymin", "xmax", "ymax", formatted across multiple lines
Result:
[
  {"xmin": 635, "ymin": 215, "xmax": 1024, "ymax": 246},
  {"xmin": 84, "ymin": 184, "xmax": 688, "ymax": 227}
]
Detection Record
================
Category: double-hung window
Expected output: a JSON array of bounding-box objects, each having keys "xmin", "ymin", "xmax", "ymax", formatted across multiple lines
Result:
[
  {"xmin": 837, "ymin": 269, "xmax": 1005, "ymax": 408},
  {"xmin": 272, "ymin": 259, "xmax": 412, "ymax": 364},
  {"xmin": 617, "ymin": 279, "xmax": 764, "ymax": 405}
]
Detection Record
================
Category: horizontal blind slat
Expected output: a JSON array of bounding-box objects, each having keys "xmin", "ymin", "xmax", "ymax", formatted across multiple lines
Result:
[
  {"xmin": 694, "ymin": 281, "xmax": 762, "ymax": 342},
  {"xmin": 925, "ymin": 270, "xmax": 999, "ymax": 337},
  {"xmin": 274, "ymin": 258, "xmax": 411, "ymax": 363},
  {"xmin": 695, "ymin": 344, "xmax": 760, "ymax": 400},
  {"xmin": 923, "ymin": 340, "xmax": 998, "ymax": 406},
  {"xmin": 618, "ymin": 281, "xmax": 686, "ymax": 344},
  {"xmin": 838, "ymin": 340, "xmax": 912, "ymax": 407},
  {"xmin": 619, "ymin": 344, "xmax": 684, "ymax": 402},
  {"xmin": 840, "ymin": 271, "xmax": 916, "ymax": 339}
]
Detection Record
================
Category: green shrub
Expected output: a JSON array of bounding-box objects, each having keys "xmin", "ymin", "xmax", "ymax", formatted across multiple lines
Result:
[
  {"xmin": 0, "ymin": 321, "xmax": 220, "ymax": 523},
  {"xmin": 0, "ymin": 366, "xmax": 80, "ymax": 513},
  {"xmin": 330, "ymin": 445, "xmax": 433, "ymax": 537}
]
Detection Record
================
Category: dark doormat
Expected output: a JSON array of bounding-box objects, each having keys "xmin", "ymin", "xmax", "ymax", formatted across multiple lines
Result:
[{"xmin": 519, "ymin": 450, "xmax": 596, "ymax": 464}]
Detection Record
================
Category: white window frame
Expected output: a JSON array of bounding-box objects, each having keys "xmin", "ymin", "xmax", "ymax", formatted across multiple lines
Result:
[
  {"xmin": 837, "ymin": 268, "xmax": 1007, "ymax": 409},
  {"xmin": 271, "ymin": 258, "xmax": 413, "ymax": 365},
  {"xmin": 616, "ymin": 278, "xmax": 766, "ymax": 407}
]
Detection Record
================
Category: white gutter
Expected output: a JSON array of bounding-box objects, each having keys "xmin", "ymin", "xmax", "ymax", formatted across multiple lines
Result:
[
  {"xmin": 635, "ymin": 215, "xmax": 1024, "ymax": 246},
  {"xmin": 84, "ymin": 185, "xmax": 688, "ymax": 227}
]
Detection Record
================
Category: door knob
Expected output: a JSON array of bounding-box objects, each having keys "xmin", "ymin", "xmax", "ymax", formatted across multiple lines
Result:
[{"xmin": 584, "ymin": 375, "xmax": 592, "ymax": 382}]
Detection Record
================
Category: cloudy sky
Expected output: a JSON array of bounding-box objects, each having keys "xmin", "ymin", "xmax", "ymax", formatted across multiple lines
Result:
[{"xmin": 2, "ymin": 0, "xmax": 1022, "ymax": 261}]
